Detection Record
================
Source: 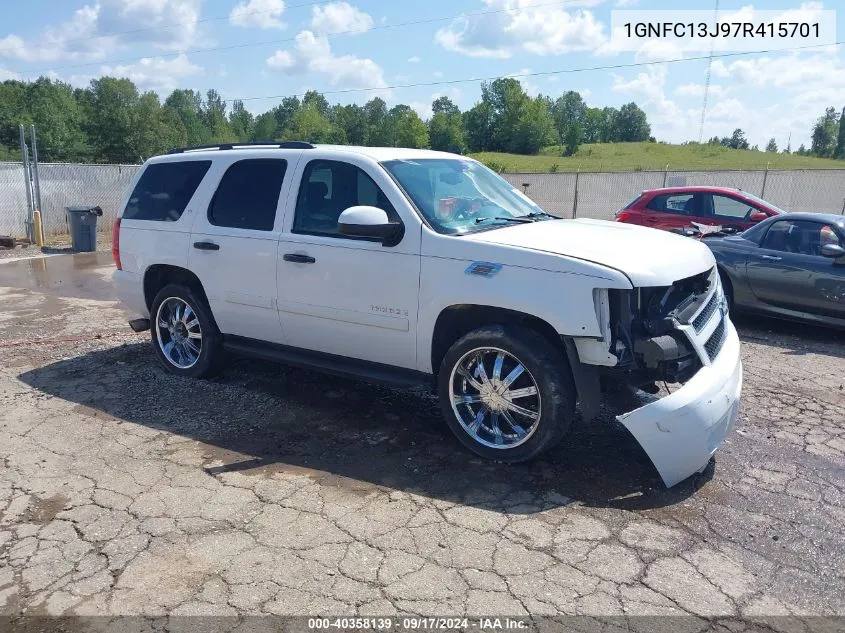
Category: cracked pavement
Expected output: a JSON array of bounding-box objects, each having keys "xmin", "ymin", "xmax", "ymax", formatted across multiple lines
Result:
[{"xmin": 0, "ymin": 252, "xmax": 843, "ymax": 626}]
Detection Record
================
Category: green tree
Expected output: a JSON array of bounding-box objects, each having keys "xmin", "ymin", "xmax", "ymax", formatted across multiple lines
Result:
[
  {"xmin": 331, "ymin": 104, "xmax": 368, "ymax": 145},
  {"xmin": 721, "ymin": 128, "xmax": 749, "ymax": 150},
  {"xmin": 615, "ymin": 102, "xmax": 651, "ymax": 142},
  {"xmin": 432, "ymin": 96, "xmax": 460, "ymax": 117},
  {"xmin": 164, "ymin": 89, "xmax": 208, "ymax": 146},
  {"xmin": 463, "ymin": 101, "xmax": 495, "ymax": 152},
  {"xmin": 131, "ymin": 92, "xmax": 186, "ymax": 160},
  {"xmin": 514, "ymin": 95, "xmax": 556, "ymax": 154},
  {"xmin": 364, "ymin": 98, "xmax": 391, "ymax": 146},
  {"xmin": 564, "ymin": 122, "xmax": 584, "ymax": 156},
  {"xmin": 582, "ymin": 107, "xmax": 604, "ymax": 144},
  {"xmin": 834, "ymin": 107, "xmax": 845, "ymax": 159},
  {"xmin": 600, "ymin": 107, "xmax": 619, "ymax": 142},
  {"xmin": 552, "ymin": 90, "xmax": 586, "ymax": 144},
  {"xmin": 797, "ymin": 143, "xmax": 807, "ymax": 155},
  {"xmin": 273, "ymin": 97, "xmax": 300, "ymax": 137},
  {"xmin": 251, "ymin": 112, "xmax": 278, "ymax": 141},
  {"xmin": 282, "ymin": 103, "xmax": 342, "ymax": 143},
  {"xmin": 24, "ymin": 78, "xmax": 89, "ymax": 161},
  {"xmin": 810, "ymin": 107, "xmax": 838, "ymax": 157},
  {"xmin": 0, "ymin": 80, "xmax": 30, "ymax": 150},
  {"xmin": 203, "ymin": 89, "xmax": 234, "ymax": 144},
  {"xmin": 229, "ymin": 100, "xmax": 254, "ymax": 141},
  {"xmin": 87, "ymin": 77, "xmax": 142, "ymax": 163},
  {"xmin": 389, "ymin": 105, "xmax": 429, "ymax": 148},
  {"xmin": 302, "ymin": 90, "xmax": 330, "ymax": 117},
  {"xmin": 484, "ymin": 78, "xmax": 529, "ymax": 152}
]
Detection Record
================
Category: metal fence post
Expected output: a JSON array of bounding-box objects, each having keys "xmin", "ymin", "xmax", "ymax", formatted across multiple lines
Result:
[
  {"xmin": 761, "ymin": 162, "xmax": 770, "ymax": 198},
  {"xmin": 572, "ymin": 168, "xmax": 580, "ymax": 219},
  {"xmin": 18, "ymin": 125, "xmax": 34, "ymax": 242},
  {"xmin": 662, "ymin": 163, "xmax": 669, "ymax": 187},
  {"xmin": 29, "ymin": 125, "xmax": 44, "ymax": 245}
]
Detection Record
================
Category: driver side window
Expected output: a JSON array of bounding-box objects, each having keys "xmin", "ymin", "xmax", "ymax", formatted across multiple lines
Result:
[
  {"xmin": 712, "ymin": 195, "xmax": 752, "ymax": 220},
  {"xmin": 293, "ymin": 160, "xmax": 398, "ymax": 237},
  {"xmin": 762, "ymin": 220, "xmax": 840, "ymax": 256}
]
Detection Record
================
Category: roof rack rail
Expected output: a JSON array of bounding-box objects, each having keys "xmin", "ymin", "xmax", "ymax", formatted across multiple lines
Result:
[{"xmin": 166, "ymin": 141, "xmax": 315, "ymax": 154}]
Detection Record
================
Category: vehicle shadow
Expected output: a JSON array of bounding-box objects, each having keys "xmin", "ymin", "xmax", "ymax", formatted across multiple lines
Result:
[
  {"xmin": 18, "ymin": 342, "xmax": 712, "ymax": 514},
  {"xmin": 733, "ymin": 312, "xmax": 845, "ymax": 358}
]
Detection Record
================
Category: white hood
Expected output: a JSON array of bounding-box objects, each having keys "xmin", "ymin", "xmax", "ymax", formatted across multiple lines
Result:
[{"xmin": 465, "ymin": 218, "xmax": 715, "ymax": 287}]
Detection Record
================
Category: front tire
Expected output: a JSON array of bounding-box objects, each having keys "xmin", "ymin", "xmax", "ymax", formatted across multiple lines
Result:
[
  {"xmin": 438, "ymin": 325, "xmax": 575, "ymax": 462},
  {"xmin": 150, "ymin": 284, "xmax": 222, "ymax": 378}
]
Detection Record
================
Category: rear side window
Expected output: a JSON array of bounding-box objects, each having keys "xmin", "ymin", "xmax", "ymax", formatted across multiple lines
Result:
[
  {"xmin": 209, "ymin": 159, "xmax": 287, "ymax": 231},
  {"xmin": 123, "ymin": 161, "xmax": 211, "ymax": 221},
  {"xmin": 647, "ymin": 193, "xmax": 699, "ymax": 215}
]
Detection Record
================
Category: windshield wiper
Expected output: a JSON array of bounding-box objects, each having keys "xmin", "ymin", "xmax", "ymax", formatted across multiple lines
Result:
[
  {"xmin": 524, "ymin": 211, "xmax": 557, "ymax": 220},
  {"xmin": 475, "ymin": 216, "xmax": 534, "ymax": 224}
]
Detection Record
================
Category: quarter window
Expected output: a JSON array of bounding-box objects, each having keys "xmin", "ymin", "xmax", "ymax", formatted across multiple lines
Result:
[
  {"xmin": 208, "ymin": 159, "xmax": 287, "ymax": 231},
  {"xmin": 123, "ymin": 160, "xmax": 211, "ymax": 222},
  {"xmin": 293, "ymin": 160, "xmax": 398, "ymax": 237}
]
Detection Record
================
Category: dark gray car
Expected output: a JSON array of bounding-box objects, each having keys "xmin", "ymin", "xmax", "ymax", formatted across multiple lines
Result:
[{"xmin": 704, "ymin": 212, "xmax": 845, "ymax": 328}]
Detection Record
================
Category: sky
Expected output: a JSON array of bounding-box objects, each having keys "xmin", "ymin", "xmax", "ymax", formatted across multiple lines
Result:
[{"xmin": 0, "ymin": 0, "xmax": 843, "ymax": 149}]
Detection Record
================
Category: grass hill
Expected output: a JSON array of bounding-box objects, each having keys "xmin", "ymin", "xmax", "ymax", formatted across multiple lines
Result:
[{"xmin": 470, "ymin": 142, "xmax": 845, "ymax": 173}]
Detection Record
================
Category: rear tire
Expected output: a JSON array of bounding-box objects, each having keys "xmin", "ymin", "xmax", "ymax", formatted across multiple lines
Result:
[
  {"xmin": 150, "ymin": 284, "xmax": 223, "ymax": 378},
  {"xmin": 438, "ymin": 325, "xmax": 575, "ymax": 462}
]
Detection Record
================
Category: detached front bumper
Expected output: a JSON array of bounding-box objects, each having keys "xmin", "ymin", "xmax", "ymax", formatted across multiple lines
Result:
[{"xmin": 617, "ymin": 319, "xmax": 742, "ymax": 487}]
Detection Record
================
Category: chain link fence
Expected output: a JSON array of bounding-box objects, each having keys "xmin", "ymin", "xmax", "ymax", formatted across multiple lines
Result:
[{"xmin": 2, "ymin": 162, "xmax": 845, "ymax": 237}]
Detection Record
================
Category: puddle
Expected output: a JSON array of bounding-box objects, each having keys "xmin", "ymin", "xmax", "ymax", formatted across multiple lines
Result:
[{"xmin": 0, "ymin": 252, "xmax": 115, "ymax": 301}]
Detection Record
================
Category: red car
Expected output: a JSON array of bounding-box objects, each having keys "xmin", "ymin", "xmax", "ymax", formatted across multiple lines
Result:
[{"xmin": 615, "ymin": 186, "xmax": 784, "ymax": 233}]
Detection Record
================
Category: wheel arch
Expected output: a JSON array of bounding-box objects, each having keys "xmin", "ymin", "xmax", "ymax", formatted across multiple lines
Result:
[
  {"xmin": 430, "ymin": 304, "xmax": 568, "ymax": 376},
  {"xmin": 143, "ymin": 264, "xmax": 211, "ymax": 314}
]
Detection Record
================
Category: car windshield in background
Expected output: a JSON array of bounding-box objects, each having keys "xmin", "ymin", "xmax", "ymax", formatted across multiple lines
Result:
[
  {"xmin": 742, "ymin": 191, "xmax": 787, "ymax": 214},
  {"xmin": 382, "ymin": 158, "xmax": 552, "ymax": 234}
]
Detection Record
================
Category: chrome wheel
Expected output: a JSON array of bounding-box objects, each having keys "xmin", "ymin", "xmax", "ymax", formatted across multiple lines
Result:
[
  {"xmin": 449, "ymin": 346, "xmax": 541, "ymax": 449},
  {"xmin": 155, "ymin": 297, "xmax": 202, "ymax": 369}
]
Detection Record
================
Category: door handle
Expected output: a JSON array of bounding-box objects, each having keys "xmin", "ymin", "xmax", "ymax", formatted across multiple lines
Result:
[
  {"xmin": 760, "ymin": 254, "xmax": 781, "ymax": 261},
  {"xmin": 283, "ymin": 253, "xmax": 316, "ymax": 264},
  {"xmin": 193, "ymin": 241, "xmax": 220, "ymax": 251}
]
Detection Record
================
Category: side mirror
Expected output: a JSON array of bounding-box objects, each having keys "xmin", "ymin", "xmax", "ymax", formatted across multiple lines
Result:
[
  {"xmin": 821, "ymin": 243, "xmax": 845, "ymax": 258},
  {"xmin": 749, "ymin": 211, "xmax": 768, "ymax": 223},
  {"xmin": 338, "ymin": 206, "xmax": 403, "ymax": 246}
]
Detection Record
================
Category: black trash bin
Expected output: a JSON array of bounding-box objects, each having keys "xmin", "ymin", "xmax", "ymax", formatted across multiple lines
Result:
[{"xmin": 66, "ymin": 206, "xmax": 103, "ymax": 252}]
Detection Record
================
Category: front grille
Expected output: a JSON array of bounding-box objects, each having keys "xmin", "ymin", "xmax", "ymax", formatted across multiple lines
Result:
[
  {"xmin": 693, "ymin": 291, "xmax": 720, "ymax": 332},
  {"xmin": 704, "ymin": 316, "xmax": 727, "ymax": 361}
]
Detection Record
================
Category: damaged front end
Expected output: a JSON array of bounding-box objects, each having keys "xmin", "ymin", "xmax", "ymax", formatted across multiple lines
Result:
[{"xmin": 600, "ymin": 267, "xmax": 743, "ymax": 487}]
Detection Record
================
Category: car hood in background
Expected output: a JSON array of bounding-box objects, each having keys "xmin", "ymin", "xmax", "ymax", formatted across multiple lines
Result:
[{"xmin": 465, "ymin": 218, "xmax": 715, "ymax": 287}]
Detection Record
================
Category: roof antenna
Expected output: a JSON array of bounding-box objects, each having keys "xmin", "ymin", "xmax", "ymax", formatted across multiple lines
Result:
[{"xmin": 698, "ymin": 0, "xmax": 720, "ymax": 143}]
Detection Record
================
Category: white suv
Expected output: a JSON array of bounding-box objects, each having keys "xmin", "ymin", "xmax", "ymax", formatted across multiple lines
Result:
[{"xmin": 113, "ymin": 142, "xmax": 742, "ymax": 487}]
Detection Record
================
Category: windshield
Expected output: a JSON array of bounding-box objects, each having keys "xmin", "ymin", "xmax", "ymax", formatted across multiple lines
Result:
[
  {"xmin": 741, "ymin": 191, "xmax": 786, "ymax": 214},
  {"xmin": 381, "ymin": 158, "xmax": 551, "ymax": 234}
]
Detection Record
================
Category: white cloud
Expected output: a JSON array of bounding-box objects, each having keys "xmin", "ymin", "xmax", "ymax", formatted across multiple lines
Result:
[
  {"xmin": 436, "ymin": 0, "xmax": 606, "ymax": 59},
  {"xmin": 0, "ymin": 5, "xmax": 108, "ymax": 63},
  {"xmin": 311, "ymin": 2, "xmax": 373, "ymax": 35},
  {"xmin": 407, "ymin": 56, "xmax": 421, "ymax": 63},
  {"xmin": 97, "ymin": 0, "xmax": 202, "ymax": 50},
  {"xmin": 433, "ymin": 71, "xmax": 444, "ymax": 78},
  {"xmin": 266, "ymin": 30, "xmax": 388, "ymax": 93},
  {"xmin": 0, "ymin": 0, "xmax": 201, "ymax": 64},
  {"xmin": 0, "ymin": 67, "xmax": 20, "ymax": 81},
  {"xmin": 100, "ymin": 53, "xmax": 203, "ymax": 93},
  {"xmin": 229, "ymin": 0, "xmax": 286, "ymax": 30},
  {"xmin": 674, "ymin": 83, "xmax": 726, "ymax": 98},
  {"xmin": 615, "ymin": 0, "xmax": 638, "ymax": 5}
]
